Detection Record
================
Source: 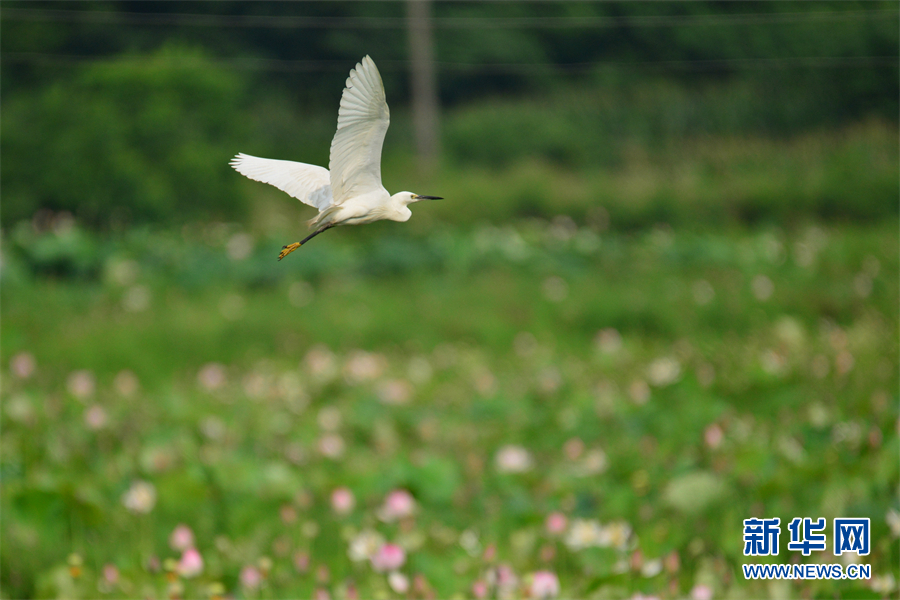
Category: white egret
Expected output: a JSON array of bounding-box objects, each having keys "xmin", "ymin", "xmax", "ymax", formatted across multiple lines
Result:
[{"xmin": 230, "ymin": 56, "xmax": 442, "ymax": 260}]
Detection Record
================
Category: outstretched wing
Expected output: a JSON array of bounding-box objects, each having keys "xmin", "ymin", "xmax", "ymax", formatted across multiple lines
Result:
[
  {"xmin": 230, "ymin": 153, "xmax": 333, "ymax": 211},
  {"xmin": 329, "ymin": 56, "xmax": 390, "ymax": 204}
]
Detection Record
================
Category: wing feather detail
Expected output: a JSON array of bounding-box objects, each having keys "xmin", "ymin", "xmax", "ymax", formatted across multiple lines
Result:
[
  {"xmin": 328, "ymin": 56, "xmax": 390, "ymax": 204},
  {"xmin": 230, "ymin": 153, "xmax": 333, "ymax": 211}
]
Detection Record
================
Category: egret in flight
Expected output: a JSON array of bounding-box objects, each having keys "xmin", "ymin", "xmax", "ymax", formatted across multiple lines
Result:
[{"xmin": 231, "ymin": 56, "xmax": 442, "ymax": 260}]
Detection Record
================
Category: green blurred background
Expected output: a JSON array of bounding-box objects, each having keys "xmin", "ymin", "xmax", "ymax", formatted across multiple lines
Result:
[{"xmin": 1, "ymin": 2, "xmax": 898, "ymax": 599}]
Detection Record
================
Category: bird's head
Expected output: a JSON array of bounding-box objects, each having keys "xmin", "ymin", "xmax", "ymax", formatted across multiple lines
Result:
[{"xmin": 395, "ymin": 191, "xmax": 443, "ymax": 206}]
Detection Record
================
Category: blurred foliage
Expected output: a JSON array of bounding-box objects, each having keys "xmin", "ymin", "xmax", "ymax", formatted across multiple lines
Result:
[
  {"xmin": 1, "ymin": 219, "xmax": 897, "ymax": 599},
  {"xmin": 1, "ymin": 4, "xmax": 898, "ymax": 598},
  {"xmin": 2, "ymin": 120, "xmax": 896, "ymax": 280},
  {"xmin": 407, "ymin": 121, "xmax": 899, "ymax": 229},
  {"xmin": 1, "ymin": 46, "xmax": 249, "ymax": 227},
  {"xmin": 3, "ymin": 1, "xmax": 897, "ymax": 114},
  {"xmin": 1, "ymin": 2, "xmax": 897, "ymax": 229}
]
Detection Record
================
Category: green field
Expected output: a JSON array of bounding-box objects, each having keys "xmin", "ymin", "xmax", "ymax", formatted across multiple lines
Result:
[
  {"xmin": 2, "ymin": 201, "xmax": 897, "ymax": 598},
  {"xmin": 2, "ymin": 3, "xmax": 898, "ymax": 597}
]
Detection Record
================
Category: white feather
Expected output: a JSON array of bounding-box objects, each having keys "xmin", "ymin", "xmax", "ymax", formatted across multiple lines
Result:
[
  {"xmin": 229, "ymin": 153, "xmax": 333, "ymax": 211},
  {"xmin": 230, "ymin": 54, "xmax": 433, "ymax": 259},
  {"xmin": 230, "ymin": 56, "xmax": 389, "ymax": 214},
  {"xmin": 328, "ymin": 55, "xmax": 391, "ymax": 204}
]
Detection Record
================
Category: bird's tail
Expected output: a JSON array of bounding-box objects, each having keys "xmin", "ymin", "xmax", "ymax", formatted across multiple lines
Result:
[{"xmin": 309, "ymin": 205, "xmax": 342, "ymax": 229}]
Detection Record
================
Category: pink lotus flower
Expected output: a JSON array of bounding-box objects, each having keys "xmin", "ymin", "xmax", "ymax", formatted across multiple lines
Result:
[
  {"xmin": 169, "ymin": 524, "xmax": 195, "ymax": 551},
  {"xmin": 664, "ymin": 551, "xmax": 680, "ymax": 573},
  {"xmin": 563, "ymin": 437, "xmax": 585, "ymax": 460},
  {"xmin": 595, "ymin": 328, "xmax": 623, "ymax": 355},
  {"xmin": 628, "ymin": 379, "xmax": 651, "ymax": 405},
  {"xmin": 304, "ymin": 345, "xmax": 337, "ymax": 379},
  {"xmin": 316, "ymin": 564, "xmax": 329, "ymax": 583},
  {"xmin": 388, "ymin": 571, "xmax": 410, "ymax": 594},
  {"xmin": 293, "ymin": 551, "xmax": 310, "ymax": 573},
  {"xmin": 494, "ymin": 445, "xmax": 533, "ymax": 473},
  {"xmin": 540, "ymin": 544, "xmax": 556, "ymax": 562},
  {"xmin": 146, "ymin": 555, "xmax": 161, "ymax": 573},
  {"xmin": 530, "ymin": 571, "xmax": 560, "ymax": 599},
  {"xmin": 413, "ymin": 575, "xmax": 431, "ymax": 597},
  {"xmin": 345, "ymin": 582, "xmax": 359, "ymax": 600},
  {"xmin": 331, "ymin": 487, "xmax": 355, "ymax": 515},
  {"xmin": 472, "ymin": 580, "xmax": 488, "ymax": 599},
  {"xmin": 240, "ymin": 565, "xmax": 262, "ymax": 589},
  {"xmin": 498, "ymin": 564, "xmax": 516, "ymax": 586},
  {"xmin": 545, "ymin": 512, "xmax": 567, "ymax": 535},
  {"xmin": 348, "ymin": 529, "xmax": 385, "ymax": 562},
  {"xmin": 488, "ymin": 564, "xmax": 518, "ymax": 593},
  {"xmin": 122, "ymin": 480, "xmax": 156, "ymax": 514},
  {"xmin": 84, "ymin": 405, "xmax": 108, "ymax": 430},
  {"xmin": 690, "ymin": 584, "xmax": 713, "ymax": 600},
  {"xmin": 704, "ymin": 424, "xmax": 724, "ymax": 449},
  {"xmin": 314, "ymin": 588, "xmax": 331, "ymax": 600},
  {"xmin": 10, "ymin": 352, "xmax": 36, "ymax": 379},
  {"xmin": 317, "ymin": 433, "xmax": 345, "ymax": 459},
  {"xmin": 280, "ymin": 504, "xmax": 298, "ymax": 524},
  {"xmin": 482, "ymin": 543, "xmax": 496, "ymax": 562},
  {"xmin": 378, "ymin": 489, "xmax": 416, "ymax": 522},
  {"xmin": 197, "ymin": 363, "xmax": 226, "ymax": 391},
  {"xmin": 102, "ymin": 564, "xmax": 119, "ymax": 585},
  {"xmin": 113, "ymin": 370, "xmax": 139, "ymax": 397},
  {"xmin": 67, "ymin": 370, "xmax": 96, "ymax": 400},
  {"xmin": 370, "ymin": 543, "xmax": 406, "ymax": 572},
  {"xmin": 178, "ymin": 548, "xmax": 203, "ymax": 578},
  {"xmin": 377, "ymin": 379, "xmax": 413, "ymax": 405},
  {"xmin": 343, "ymin": 350, "xmax": 386, "ymax": 384}
]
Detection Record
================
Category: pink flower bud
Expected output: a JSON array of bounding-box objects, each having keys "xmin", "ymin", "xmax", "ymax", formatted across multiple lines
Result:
[
  {"xmin": 530, "ymin": 571, "xmax": 560, "ymax": 599},
  {"xmin": 331, "ymin": 487, "xmax": 355, "ymax": 515},
  {"xmin": 169, "ymin": 524, "xmax": 195, "ymax": 551},
  {"xmin": 691, "ymin": 584, "xmax": 713, "ymax": 600},
  {"xmin": 388, "ymin": 572, "xmax": 410, "ymax": 594},
  {"xmin": 545, "ymin": 512, "xmax": 568, "ymax": 535},
  {"xmin": 240, "ymin": 565, "xmax": 262, "ymax": 589},
  {"xmin": 378, "ymin": 489, "xmax": 416, "ymax": 522},
  {"xmin": 102, "ymin": 564, "xmax": 119, "ymax": 585},
  {"xmin": 370, "ymin": 543, "xmax": 406, "ymax": 572},
  {"xmin": 704, "ymin": 424, "xmax": 724, "ymax": 449},
  {"xmin": 178, "ymin": 547, "xmax": 203, "ymax": 578},
  {"xmin": 10, "ymin": 352, "xmax": 36, "ymax": 379}
]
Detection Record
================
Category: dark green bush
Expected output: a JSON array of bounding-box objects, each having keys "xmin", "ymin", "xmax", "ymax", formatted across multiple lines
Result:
[
  {"xmin": 441, "ymin": 75, "xmax": 899, "ymax": 171},
  {"xmin": 1, "ymin": 46, "xmax": 249, "ymax": 227}
]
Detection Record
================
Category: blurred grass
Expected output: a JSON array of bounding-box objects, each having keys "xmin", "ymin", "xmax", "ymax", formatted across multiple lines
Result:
[
  {"xmin": 3, "ymin": 44, "xmax": 897, "ymax": 229},
  {"xmin": 2, "ymin": 28, "xmax": 898, "ymax": 599},
  {"xmin": 2, "ymin": 211, "xmax": 897, "ymax": 598},
  {"xmin": 2, "ymin": 55, "xmax": 898, "ymax": 597},
  {"xmin": 406, "ymin": 120, "xmax": 899, "ymax": 229}
]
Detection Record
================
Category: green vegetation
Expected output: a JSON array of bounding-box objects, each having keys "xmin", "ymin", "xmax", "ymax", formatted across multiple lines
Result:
[
  {"xmin": 431, "ymin": 120, "xmax": 899, "ymax": 227},
  {"xmin": 1, "ymin": 48, "xmax": 249, "ymax": 227},
  {"xmin": 2, "ymin": 2, "xmax": 898, "ymax": 228},
  {"xmin": 2, "ymin": 211, "xmax": 898, "ymax": 598},
  {"xmin": 1, "ymin": 3, "xmax": 898, "ymax": 599}
]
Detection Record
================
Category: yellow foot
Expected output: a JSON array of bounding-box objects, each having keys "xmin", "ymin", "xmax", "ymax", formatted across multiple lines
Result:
[{"xmin": 278, "ymin": 242, "xmax": 301, "ymax": 261}]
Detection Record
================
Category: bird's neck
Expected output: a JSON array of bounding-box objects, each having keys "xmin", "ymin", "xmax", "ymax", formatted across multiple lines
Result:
[
  {"xmin": 391, "ymin": 192, "xmax": 413, "ymax": 207},
  {"xmin": 391, "ymin": 205, "xmax": 412, "ymax": 222},
  {"xmin": 388, "ymin": 193, "xmax": 413, "ymax": 222}
]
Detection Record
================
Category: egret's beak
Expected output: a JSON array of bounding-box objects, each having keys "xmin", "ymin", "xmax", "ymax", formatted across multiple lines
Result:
[{"xmin": 413, "ymin": 195, "xmax": 443, "ymax": 200}]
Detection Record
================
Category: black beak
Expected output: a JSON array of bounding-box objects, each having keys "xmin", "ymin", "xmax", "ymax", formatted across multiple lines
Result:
[{"xmin": 417, "ymin": 196, "xmax": 443, "ymax": 200}]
